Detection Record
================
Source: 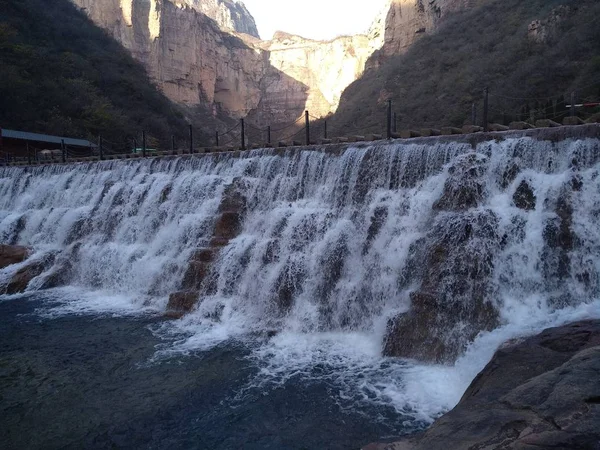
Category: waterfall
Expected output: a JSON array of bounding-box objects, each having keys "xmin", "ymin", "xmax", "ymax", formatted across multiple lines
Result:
[{"xmin": 1, "ymin": 129, "xmax": 600, "ymax": 421}]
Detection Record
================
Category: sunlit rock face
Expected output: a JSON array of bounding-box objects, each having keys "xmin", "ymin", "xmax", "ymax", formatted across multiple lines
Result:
[
  {"xmin": 71, "ymin": 0, "xmax": 377, "ymax": 124},
  {"xmin": 367, "ymin": 0, "xmax": 478, "ymax": 69},
  {"xmin": 70, "ymin": 0, "xmax": 478, "ymax": 124},
  {"xmin": 172, "ymin": 0, "xmax": 260, "ymax": 37},
  {"xmin": 250, "ymin": 32, "xmax": 375, "ymax": 125}
]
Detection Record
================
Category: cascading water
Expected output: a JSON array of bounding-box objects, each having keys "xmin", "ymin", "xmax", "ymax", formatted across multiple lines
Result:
[{"xmin": 1, "ymin": 128, "xmax": 600, "ymax": 425}]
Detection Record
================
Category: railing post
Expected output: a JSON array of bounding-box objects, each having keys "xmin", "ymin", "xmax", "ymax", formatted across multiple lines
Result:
[
  {"xmin": 215, "ymin": 130, "xmax": 219, "ymax": 147},
  {"xmin": 267, "ymin": 126, "xmax": 271, "ymax": 145},
  {"xmin": 99, "ymin": 135, "xmax": 104, "ymax": 160},
  {"xmin": 324, "ymin": 120, "xmax": 328, "ymax": 139},
  {"xmin": 483, "ymin": 87, "xmax": 489, "ymax": 132},
  {"xmin": 386, "ymin": 99, "xmax": 392, "ymax": 139},
  {"xmin": 241, "ymin": 119, "xmax": 246, "ymax": 150},
  {"xmin": 171, "ymin": 135, "xmax": 175, "ymax": 155},
  {"xmin": 189, "ymin": 125, "xmax": 193, "ymax": 154},
  {"xmin": 61, "ymin": 139, "xmax": 66, "ymax": 163},
  {"xmin": 570, "ymin": 91, "xmax": 576, "ymax": 117},
  {"xmin": 142, "ymin": 131, "xmax": 147, "ymax": 158},
  {"xmin": 305, "ymin": 110, "xmax": 310, "ymax": 145},
  {"xmin": 27, "ymin": 142, "xmax": 31, "ymax": 165},
  {"xmin": 133, "ymin": 138, "xmax": 137, "ymax": 157}
]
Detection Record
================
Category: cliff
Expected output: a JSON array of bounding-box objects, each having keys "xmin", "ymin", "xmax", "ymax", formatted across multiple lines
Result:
[
  {"xmin": 330, "ymin": 0, "xmax": 600, "ymax": 135},
  {"xmin": 366, "ymin": 0, "xmax": 480, "ymax": 69},
  {"xmin": 67, "ymin": 0, "xmax": 486, "ymax": 132},
  {"xmin": 0, "ymin": 0, "xmax": 199, "ymax": 146},
  {"xmin": 70, "ymin": 0, "xmax": 381, "ymax": 128},
  {"xmin": 172, "ymin": 0, "xmax": 260, "ymax": 37}
]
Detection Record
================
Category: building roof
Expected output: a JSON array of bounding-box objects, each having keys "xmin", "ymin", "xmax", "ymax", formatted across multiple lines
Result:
[{"xmin": 1, "ymin": 129, "xmax": 96, "ymax": 147}]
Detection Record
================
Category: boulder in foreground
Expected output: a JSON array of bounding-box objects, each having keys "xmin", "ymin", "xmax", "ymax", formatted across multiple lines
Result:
[{"xmin": 366, "ymin": 320, "xmax": 600, "ymax": 450}]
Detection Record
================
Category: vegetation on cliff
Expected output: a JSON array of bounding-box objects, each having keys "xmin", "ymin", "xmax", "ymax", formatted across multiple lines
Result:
[
  {"xmin": 330, "ymin": 0, "xmax": 600, "ymax": 135},
  {"xmin": 0, "ymin": 0, "xmax": 212, "ymax": 147}
]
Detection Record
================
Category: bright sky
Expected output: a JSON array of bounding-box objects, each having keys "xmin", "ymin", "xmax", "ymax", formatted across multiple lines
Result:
[{"xmin": 241, "ymin": 0, "xmax": 388, "ymax": 41}]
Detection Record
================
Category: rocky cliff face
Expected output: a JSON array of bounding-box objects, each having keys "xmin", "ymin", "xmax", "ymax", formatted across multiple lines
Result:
[
  {"xmin": 367, "ymin": 0, "xmax": 479, "ymax": 68},
  {"xmin": 172, "ymin": 0, "xmax": 259, "ymax": 37},
  {"xmin": 71, "ymin": 0, "xmax": 476, "ymax": 129},
  {"xmin": 71, "ymin": 0, "xmax": 378, "ymax": 127}
]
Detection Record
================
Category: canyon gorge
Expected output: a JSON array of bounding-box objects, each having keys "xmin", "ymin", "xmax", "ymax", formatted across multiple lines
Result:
[{"xmin": 70, "ymin": 0, "xmax": 477, "ymax": 131}]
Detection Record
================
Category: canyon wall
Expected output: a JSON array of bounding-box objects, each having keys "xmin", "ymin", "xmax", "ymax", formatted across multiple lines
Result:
[
  {"xmin": 367, "ymin": 0, "xmax": 480, "ymax": 68},
  {"xmin": 71, "ymin": 0, "xmax": 477, "ymax": 127}
]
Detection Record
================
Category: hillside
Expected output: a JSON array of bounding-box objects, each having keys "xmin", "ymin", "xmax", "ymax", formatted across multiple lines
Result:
[
  {"xmin": 0, "ymin": 0, "xmax": 214, "ymax": 149},
  {"xmin": 329, "ymin": 0, "xmax": 600, "ymax": 136}
]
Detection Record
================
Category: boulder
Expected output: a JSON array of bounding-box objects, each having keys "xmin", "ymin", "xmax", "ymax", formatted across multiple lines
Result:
[
  {"xmin": 366, "ymin": 320, "xmax": 600, "ymax": 450},
  {"xmin": 0, "ymin": 244, "xmax": 30, "ymax": 269}
]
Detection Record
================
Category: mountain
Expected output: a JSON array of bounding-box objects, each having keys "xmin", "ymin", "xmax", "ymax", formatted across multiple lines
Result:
[
  {"xmin": 69, "ymin": 0, "xmax": 378, "ymax": 133},
  {"xmin": 329, "ymin": 0, "xmax": 600, "ymax": 136},
  {"xmin": 0, "ymin": 0, "xmax": 213, "ymax": 147}
]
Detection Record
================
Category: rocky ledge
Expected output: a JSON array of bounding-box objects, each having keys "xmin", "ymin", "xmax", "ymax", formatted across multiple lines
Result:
[{"xmin": 366, "ymin": 320, "xmax": 600, "ymax": 450}]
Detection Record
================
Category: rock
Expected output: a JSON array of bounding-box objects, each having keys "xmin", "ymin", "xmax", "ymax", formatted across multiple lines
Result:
[
  {"xmin": 433, "ymin": 153, "xmax": 488, "ymax": 211},
  {"xmin": 72, "ymin": 0, "xmax": 375, "ymax": 124},
  {"xmin": 420, "ymin": 128, "xmax": 441, "ymax": 137},
  {"xmin": 181, "ymin": 261, "xmax": 211, "ymax": 290},
  {"xmin": 509, "ymin": 121, "xmax": 535, "ymax": 130},
  {"xmin": 542, "ymin": 190, "xmax": 576, "ymax": 289},
  {"xmin": 563, "ymin": 116, "xmax": 585, "ymax": 126},
  {"xmin": 487, "ymin": 123, "xmax": 509, "ymax": 132},
  {"xmin": 462, "ymin": 125, "xmax": 482, "ymax": 134},
  {"xmin": 213, "ymin": 212, "xmax": 243, "ymax": 241},
  {"xmin": 0, "ymin": 244, "xmax": 30, "ymax": 269},
  {"xmin": 535, "ymin": 119, "xmax": 561, "ymax": 128},
  {"xmin": 440, "ymin": 127, "xmax": 463, "ymax": 135},
  {"xmin": 5, "ymin": 261, "xmax": 46, "ymax": 294},
  {"xmin": 513, "ymin": 179, "xmax": 536, "ymax": 210},
  {"xmin": 399, "ymin": 130, "xmax": 421, "ymax": 138},
  {"xmin": 368, "ymin": 320, "xmax": 600, "ymax": 450},
  {"xmin": 166, "ymin": 179, "xmax": 247, "ymax": 316},
  {"xmin": 165, "ymin": 291, "xmax": 200, "ymax": 319},
  {"xmin": 500, "ymin": 160, "xmax": 521, "ymax": 189},
  {"xmin": 384, "ymin": 210, "xmax": 500, "ymax": 363}
]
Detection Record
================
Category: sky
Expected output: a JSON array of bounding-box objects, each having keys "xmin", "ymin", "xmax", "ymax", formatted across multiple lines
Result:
[{"xmin": 241, "ymin": 0, "xmax": 388, "ymax": 41}]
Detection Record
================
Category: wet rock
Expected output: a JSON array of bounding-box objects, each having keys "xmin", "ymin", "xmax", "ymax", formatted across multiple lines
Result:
[
  {"xmin": 367, "ymin": 320, "xmax": 600, "ymax": 450},
  {"xmin": 181, "ymin": 261, "xmax": 210, "ymax": 291},
  {"xmin": 513, "ymin": 179, "xmax": 536, "ymax": 210},
  {"xmin": 384, "ymin": 210, "xmax": 500, "ymax": 363},
  {"xmin": 543, "ymin": 190, "xmax": 575, "ymax": 286},
  {"xmin": 166, "ymin": 179, "xmax": 248, "ymax": 317},
  {"xmin": 500, "ymin": 160, "xmax": 521, "ymax": 189},
  {"xmin": 39, "ymin": 261, "xmax": 73, "ymax": 290},
  {"xmin": 275, "ymin": 260, "xmax": 306, "ymax": 311},
  {"xmin": 433, "ymin": 153, "xmax": 488, "ymax": 211},
  {"xmin": 219, "ymin": 178, "xmax": 247, "ymax": 214},
  {"xmin": 213, "ymin": 212, "xmax": 243, "ymax": 241},
  {"xmin": 0, "ymin": 244, "xmax": 30, "ymax": 269},
  {"xmin": 165, "ymin": 291, "xmax": 200, "ymax": 319},
  {"xmin": 363, "ymin": 206, "xmax": 388, "ymax": 254},
  {"xmin": 5, "ymin": 261, "xmax": 46, "ymax": 294},
  {"xmin": 191, "ymin": 248, "xmax": 219, "ymax": 263}
]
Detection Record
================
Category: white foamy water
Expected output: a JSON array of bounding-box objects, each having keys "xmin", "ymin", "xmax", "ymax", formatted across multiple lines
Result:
[{"xmin": 1, "ymin": 132, "xmax": 599, "ymax": 423}]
